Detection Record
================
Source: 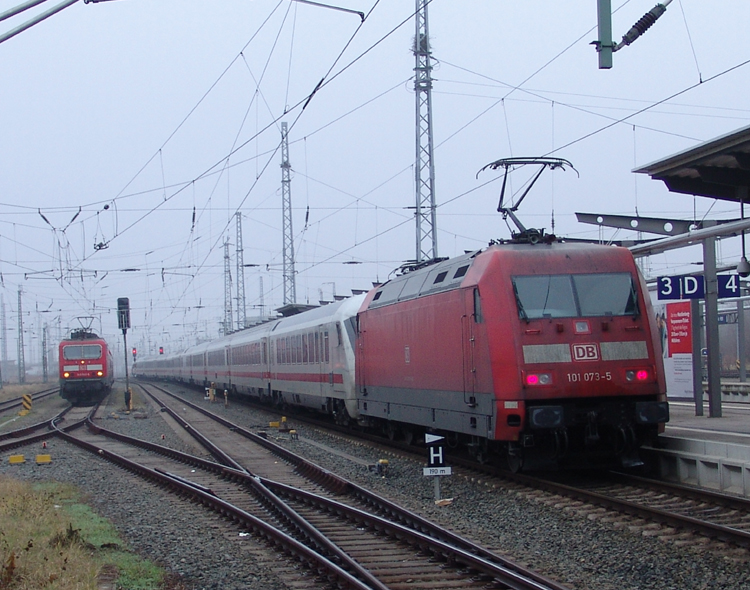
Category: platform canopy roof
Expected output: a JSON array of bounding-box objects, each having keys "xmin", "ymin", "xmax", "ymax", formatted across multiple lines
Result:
[{"xmin": 634, "ymin": 124, "xmax": 750, "ymax": 203}]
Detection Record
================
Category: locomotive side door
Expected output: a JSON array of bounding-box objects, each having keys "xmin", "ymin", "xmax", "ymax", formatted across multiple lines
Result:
[{"xmin": 461, "ymin": 287, "xmax": 479, "ymax": 407}]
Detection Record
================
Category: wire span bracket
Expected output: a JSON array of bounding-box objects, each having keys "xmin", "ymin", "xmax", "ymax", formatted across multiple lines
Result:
[{"xmin": 292, "ymin": 0, "xmax": 365, "ymax": 22}]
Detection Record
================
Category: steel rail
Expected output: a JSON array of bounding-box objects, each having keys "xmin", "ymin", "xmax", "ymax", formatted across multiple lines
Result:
[
  {"xmin": 510, "ymin": 470, "xmax": 750, "ymax": 548},
  {"xmin": 138, "ymin": 383, "xmax": 349, "ymax": 492},
  {"xmin": 0, "ymin": 388, "xmax": 58, "ymax": 414},
  {"xmin": 83, "ymin": 418, "xmax": 390, "ymax": 589},
  {"xmin": 58, "ymin": 421, "xmax": 384, "ymax": 590},
  {"xmin": 0, "ymin": 403, "xmax": 74, "ymax": 449},
  {"xmin": 139, "ymin": 382, "xmax": 569, "ymax": 590}
]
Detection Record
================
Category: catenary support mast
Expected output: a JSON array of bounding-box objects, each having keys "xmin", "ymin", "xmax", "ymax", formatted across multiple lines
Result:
[
  {"xmin": 223, "ymin": 238, "xmax": 233, "ymax": 335},
  {"xmin": 17, "ymin": 287, "xmax": 24, "ymax": 384},
  {"xmin": 281, "ymin": 122, "xmax": 297, "ymax": 304},
  {"xmin": 414, "ymin": 0, "xmax": 438, "ymax": 262},
  {"xmin": 235, "ymin": 212, "xmax": 246, "ymax": 330}
]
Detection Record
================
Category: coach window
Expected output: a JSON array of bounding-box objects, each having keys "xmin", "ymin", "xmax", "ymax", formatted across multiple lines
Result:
[
  {"xmin": 324, "ymin": 331, "xmax": 330, "ymax": 363},
  {"xmin": 473, "ymin": 288, "xmax": 483, "ymax": 323},
  {"xmin": 336, "ymin": 323, "xmax": 343, "ymax": 347}
]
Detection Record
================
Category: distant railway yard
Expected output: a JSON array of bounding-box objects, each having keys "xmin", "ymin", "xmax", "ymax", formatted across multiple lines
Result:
[{"xmin": 1, "ymin": 383, "xmax": 749, "ymax": 589}]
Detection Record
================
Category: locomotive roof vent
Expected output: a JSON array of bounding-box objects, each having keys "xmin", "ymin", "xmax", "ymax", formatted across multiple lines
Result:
[{"xmin": 477, "ymin": 157, "xmax": 578, "ymax": 245}]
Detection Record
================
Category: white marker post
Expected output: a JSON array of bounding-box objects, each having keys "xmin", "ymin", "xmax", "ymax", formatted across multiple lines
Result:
[{"xmin": 424, "ymin": 433, "xmax": 451, "ymax": 500}]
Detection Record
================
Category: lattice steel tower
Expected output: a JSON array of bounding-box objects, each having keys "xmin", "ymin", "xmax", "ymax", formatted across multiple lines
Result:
[
  {"xmin": 280, "ymin": 122, "xmax": 297, "ymax": 304},
  {"xmin": 414, "ymin": 0, "xmax": 438, "ymax": 262},
  {"xmin": 235, "ymin": 212, "xmax": 247, "ymax": 330},
  {"xmin": 223, "ymin": 238, "xmax": 233, "ymax": 335},
  {"xmin": 17, "ymin": 287, "xmax": 24, "ymax": 384},
  {"xmin": 42, "ymin": 324, "xmax": 48, "ymax": 383}
]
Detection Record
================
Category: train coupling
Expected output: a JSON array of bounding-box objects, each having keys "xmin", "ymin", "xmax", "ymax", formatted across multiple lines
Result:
[{"xmin": 584, "ymin": 411, "xmax": 601, "ymax": 446}]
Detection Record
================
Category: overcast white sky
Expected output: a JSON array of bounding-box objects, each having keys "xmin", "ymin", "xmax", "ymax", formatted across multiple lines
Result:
[{"xmin": 1, "ymin": 0, "xmax": 749, "ymax": 363}]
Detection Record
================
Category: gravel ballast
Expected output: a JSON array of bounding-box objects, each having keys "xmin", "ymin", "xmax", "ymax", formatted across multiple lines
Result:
[{"xmin": 1, "ymin": 386, "xmax": 747, "ymax": 590}]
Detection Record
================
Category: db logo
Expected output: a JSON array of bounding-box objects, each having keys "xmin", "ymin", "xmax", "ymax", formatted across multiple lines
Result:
[{"xmin": 572, "ymin": 343, "xmax": 599, "ymax": 361}]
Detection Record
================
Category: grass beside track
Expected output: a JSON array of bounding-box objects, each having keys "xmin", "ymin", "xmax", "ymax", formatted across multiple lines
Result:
[{"xmin": 0, "ymin": 476, "xmax": 181, "ymax": 589}]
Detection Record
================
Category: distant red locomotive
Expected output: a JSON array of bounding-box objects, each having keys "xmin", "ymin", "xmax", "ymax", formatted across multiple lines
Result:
[{"xmin": 59, "ymin": 329, "xmax": 115, "ymax": 405}]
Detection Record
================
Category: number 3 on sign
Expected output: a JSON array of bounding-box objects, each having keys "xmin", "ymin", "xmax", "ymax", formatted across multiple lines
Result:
[{"xmin": 657, "ymin": 276, "xmax": 680, "ymax": 300}]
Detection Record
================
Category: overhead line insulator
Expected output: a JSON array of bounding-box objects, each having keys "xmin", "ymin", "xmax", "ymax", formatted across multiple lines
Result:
[{"xmin": 614, "ymin": 2, "xmax": 669, "ymax": 52}]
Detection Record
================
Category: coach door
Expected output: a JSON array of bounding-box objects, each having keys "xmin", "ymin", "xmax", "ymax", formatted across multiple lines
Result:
[
  {"xmin": 225, "ymin": 345, "xmax": 232, "ymax": 389},
  {"xmin": 462, "ymin": 288, "xmax": 480, "ymax": 407}
]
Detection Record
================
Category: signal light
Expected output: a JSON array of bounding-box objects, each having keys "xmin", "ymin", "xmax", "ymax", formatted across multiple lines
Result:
[{"xmin": 159, "ymin": 347, "xmax": 164, "ymax": 355}]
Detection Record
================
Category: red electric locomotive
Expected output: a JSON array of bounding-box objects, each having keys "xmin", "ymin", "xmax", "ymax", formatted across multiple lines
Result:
[
  {"xmin": 135, "ymin": 158, "xmax": 669, "ymax": 470},
  {"xmin": 59, "ymin": 328, "xmax": 115, "ymax": 405},
  {"xmin": 356, "ymin": 240, "xmax": 668, "ymax": 470}
]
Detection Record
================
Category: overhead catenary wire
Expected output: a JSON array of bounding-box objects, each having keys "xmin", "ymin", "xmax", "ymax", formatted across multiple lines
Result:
[
  {"xmin": 4, "ymin": 2, "xmax": 748, "ymax": 340},
  {"xmin": 0, "ymin": 0, "xmax": 78, "ymax": 45}
]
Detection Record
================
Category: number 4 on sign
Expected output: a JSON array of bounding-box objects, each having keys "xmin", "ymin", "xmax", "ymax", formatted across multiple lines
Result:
[{"xmin": 718, "ymin": 274, "xmax": 742, "ymax": 298}]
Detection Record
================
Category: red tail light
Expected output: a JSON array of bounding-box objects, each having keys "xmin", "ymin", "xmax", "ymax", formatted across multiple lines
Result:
[
  {"xmin": 526, "ymin": 373, "xmax": 552, "ymax": 386},
  {"xmin": 626, "ymin": 369, "xmax": 650, "ymax": 382}
]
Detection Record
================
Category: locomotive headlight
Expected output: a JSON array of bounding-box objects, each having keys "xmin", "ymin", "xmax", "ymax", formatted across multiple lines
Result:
[
  {"xmin": 63, "ymin": 372, "xmax": 70, "ymax": 378},
  {"xmin": 97, "ymin": 371, "xmax": 103, "ymax": 377}
]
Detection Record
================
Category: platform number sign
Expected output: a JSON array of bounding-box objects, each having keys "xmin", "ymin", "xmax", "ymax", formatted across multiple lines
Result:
[
  {"xmin": 657, "ymin": 275, "xmax": 704, "ymax": 300},
  {"xmin": 658, "ymin": 274, "xmax": 741, "ymax": 300},
  {"xmin": 718, "ymin": 274, "xmax": 742, "ymax": 298}
]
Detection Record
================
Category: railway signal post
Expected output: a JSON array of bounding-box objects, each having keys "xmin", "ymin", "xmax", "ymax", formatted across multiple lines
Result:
[{"xmin": 117, "ymin": 297, "xmax": 131, "ymax": 409}]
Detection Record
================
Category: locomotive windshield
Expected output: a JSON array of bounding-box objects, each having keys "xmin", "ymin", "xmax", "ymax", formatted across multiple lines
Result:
[
  {"xmin": 63, "ymin": 344, "xmax": 102, "ymax": 360},
  {"xmin": 513, "ymin": 273, "xmax": 638, "ymax": 319}
]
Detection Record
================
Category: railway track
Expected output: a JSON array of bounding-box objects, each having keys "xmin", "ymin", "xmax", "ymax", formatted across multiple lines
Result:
[
  {"xmin": 0, "ymin": 387, "xmax": 58, "ymax": 414},
  {"xmin": 1, "ymin": 381, "xmax": 565, "ymax": 590},
  {"xmin": 131, "ymin": 382, "xmax": 569, "ymax": 590},
  {"xmin": 204, "ymin": 383, "xmax": 750, "ymax": 560},
  {"xmin": 527, "ymin": 471, "xmax": 750, "ymax": 553}
]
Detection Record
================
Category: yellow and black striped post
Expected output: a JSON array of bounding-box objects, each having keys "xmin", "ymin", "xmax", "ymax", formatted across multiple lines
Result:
[{"xmin": 18, "ymin": 394, "xmax": 32, "ymax": 416}]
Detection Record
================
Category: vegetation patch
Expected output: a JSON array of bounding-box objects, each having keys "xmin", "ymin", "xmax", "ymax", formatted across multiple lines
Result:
[{"xmin": 0, "ymin": 476, "xmax": 170, "ymax": 589}]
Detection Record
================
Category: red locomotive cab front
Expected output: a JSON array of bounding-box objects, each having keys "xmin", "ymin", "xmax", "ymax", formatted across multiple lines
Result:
[
  {"xmin": 482, "ymin": 244, "xmax": 669, "ymax": 468},
  {"xmin": 60, "ymin": 341, "xmax": 106, "ymax": 379}
]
